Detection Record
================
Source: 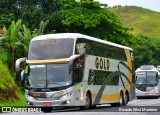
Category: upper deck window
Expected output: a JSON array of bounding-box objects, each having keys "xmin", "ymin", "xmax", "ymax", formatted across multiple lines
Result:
[
  {"xmin": 28, "ymin": 38, "xmax": 74, "ymax": 60},
  {"xmin": 75, "ymin": 38, "xmax": 127, "ymax": 61}
]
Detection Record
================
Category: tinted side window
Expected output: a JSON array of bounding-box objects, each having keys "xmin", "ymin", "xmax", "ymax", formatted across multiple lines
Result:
[
  {"xmin": 73, "ymin": 68, "xmax": 83, "ymax": 85},
  {"xmin": 75, "ymin": 38, "xmax": 127, "ymax": 61},
  {"xmin": 108, "ymin": 75, "xmax": 119, "ymax": 85},
  {"xmin": 75, "ymin": 38, "xmax": 92, "ymax": 55},
  {"xmin": 88, "ymin": 70, "xmax": 112, "ymax": 85}
]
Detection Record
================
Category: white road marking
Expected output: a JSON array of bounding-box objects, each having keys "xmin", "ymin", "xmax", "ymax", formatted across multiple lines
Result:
[{"xmin": 128, "ymin": 98, "xmax": 160, "ymax": 106}]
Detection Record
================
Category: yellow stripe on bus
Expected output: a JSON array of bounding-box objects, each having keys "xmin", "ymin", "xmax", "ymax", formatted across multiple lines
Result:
[
  {"xmin": 125, "ymin": 49, "xmax": 133, "ymax": 83},
  {"xmin": 92, "ymin": 92, "xmax": 120, "ymax": 101},
  {"xmin": 27, "ymin": 58, "xmax": 69, "ymax": 64},
  {"xmin": 125, "ymin": 49, "xmax": 132, "ymax": 62}
]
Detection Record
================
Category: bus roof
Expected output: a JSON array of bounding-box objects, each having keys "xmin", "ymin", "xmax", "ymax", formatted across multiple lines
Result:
[
  {"xmin": 31, "ymin": 33, "xmax": 133, "ymax": 51},
  {"xmin": 135, "ymin": 66, "xmax": 158, "ymax": 73}
]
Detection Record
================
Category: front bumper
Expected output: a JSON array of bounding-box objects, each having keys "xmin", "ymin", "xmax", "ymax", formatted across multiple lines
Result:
[
  {"xmin": 27, "ymin": 99, "xmax": 74, "ymax": 107},
  {"xmin": 26, "ymin": 86, "xmax": 74, "ymax": 107},
  {"xmin": 136, "ymin": 86, "xmax": 160, "ymax": 97},
  {"xmin": 136, "ymin": 92, "xmax": 159, "ymax": 97}
]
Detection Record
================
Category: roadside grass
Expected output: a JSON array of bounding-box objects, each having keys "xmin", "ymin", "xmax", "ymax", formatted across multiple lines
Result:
[
  {"xmin": 0, "ymin": 91, "xmax": 26, "ymax": 107},
  {"xmin": 0, "ymin": 91, "xmax": 26, "ymax": 113},
  {"xmin": 0, "ymin": 51, "xmax": 26, "ymax": 107}
]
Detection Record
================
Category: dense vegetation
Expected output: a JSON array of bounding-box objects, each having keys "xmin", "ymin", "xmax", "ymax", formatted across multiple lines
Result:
[
  {"xmin": 0, "ymin": 0, "xmax": 159, "ymax": 105},
  {"xmin": 0, "ymin": 59, "xmax": 18, "ymax": 101}
]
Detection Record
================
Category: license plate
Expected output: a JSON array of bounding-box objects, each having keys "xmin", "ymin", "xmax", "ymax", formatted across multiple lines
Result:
[
  {"xmin": 145, "ymin": 93, "xmax": 148, "ymax": 95},
  {"xmin": 42, "ymin": 102, "xmax": 52, "ymax": 106}
]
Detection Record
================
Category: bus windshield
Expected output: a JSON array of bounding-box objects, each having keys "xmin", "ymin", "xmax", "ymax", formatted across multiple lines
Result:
[
  {"xmin": 25, "ymin": 63, "xmax": 72, "ymax": 88},
  {"xmin": 28, "ymin": 38, "xmax": 74, "ymax": 60},
  {"xmin": 136, "ymin": 71, "xmax": 158, "ymax": 86}
]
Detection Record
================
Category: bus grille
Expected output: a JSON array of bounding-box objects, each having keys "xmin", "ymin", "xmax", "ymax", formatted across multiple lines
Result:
[{"xmin": 137, "ymin": 87, "xmax": 146, "ymax": 91}]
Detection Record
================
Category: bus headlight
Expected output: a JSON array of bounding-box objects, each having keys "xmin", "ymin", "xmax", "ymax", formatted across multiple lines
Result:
[
  {"xmin": 26, "ymin": 95, "xmax": 35, "ymax": 101},
  {"xmin": 60, "ymin": 94, "xmax": 68, "ymax": 100},
  {"xmin": 136, "ymin": 88, "xmax": 140, "ymax": 93}
]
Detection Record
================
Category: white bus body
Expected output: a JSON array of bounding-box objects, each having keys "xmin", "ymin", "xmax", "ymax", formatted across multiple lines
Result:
[
  {"xmin": 16, "ymin": 33, "xmax": 135, "ymax": 112},
  {"xmin": 135, "ymin": 65, "xmax": 160, "ymax": 98}
]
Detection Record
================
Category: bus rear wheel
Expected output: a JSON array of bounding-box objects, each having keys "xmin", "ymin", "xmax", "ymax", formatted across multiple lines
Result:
[
  {"xmin": 111, "ymin": 92, "xmax": 124, "ymax": 107},
  {"xmin": 124, "ymin": 92, "xmax": 129, "ymax": 105},
  {"xmin": 119, "ymin": 92, "xmax": 124, "ymax": 106}
]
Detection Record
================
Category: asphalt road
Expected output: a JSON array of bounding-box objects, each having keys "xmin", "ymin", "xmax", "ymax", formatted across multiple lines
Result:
[{"xmin": 1, "ymin": 97, "xmax": 160, "ymax": 115}]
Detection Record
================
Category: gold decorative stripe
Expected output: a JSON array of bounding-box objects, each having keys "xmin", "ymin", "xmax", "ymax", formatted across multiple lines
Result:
[
  {"xmin": 92, "ymin": 92, "xmax": 120, "ymax": 101},
  {"xmin": 27, "ymin": 58, "xmax": 69, "ymax": 64}
]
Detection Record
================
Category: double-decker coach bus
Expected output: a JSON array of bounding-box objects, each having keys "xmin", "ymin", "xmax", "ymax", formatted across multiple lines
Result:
[
  {"xmin": 135, "ymin": 65, "xmax": 160, "ymax": 98},
  {"xmin": 16, "ymin": 33, "xmax": 135, "ymax": 112}
]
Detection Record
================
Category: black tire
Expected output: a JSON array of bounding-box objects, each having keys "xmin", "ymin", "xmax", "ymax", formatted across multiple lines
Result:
[
  {"xmin": 91, "ymin": 105, "xmax": 96, "ymax": 109},
  {"xmin": 123, "ymin": 92, "xmax": 129, "ymax": 105},
  {"xmin": 41, "ymin": 107, "xmax": 53, "ymax": 113},
  {"xmin": 156, "ymin": 96, "xmax": 159, "ymax": 99},
  {"xmin": 137, "ymin": 97, "xmax": 141, "ymax": 99},
  {"xmin": 80, "ymin": 93, "xmax": 91, "ymax": 110},
  {"xmin": 119, "ymin": 92, "xmax": 124, "ymax": 106}
]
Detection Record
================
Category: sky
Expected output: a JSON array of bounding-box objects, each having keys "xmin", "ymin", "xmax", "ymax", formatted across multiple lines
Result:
[{"xmin": 96, "ymin": 0, "xmax": 160, "ymax": 12}]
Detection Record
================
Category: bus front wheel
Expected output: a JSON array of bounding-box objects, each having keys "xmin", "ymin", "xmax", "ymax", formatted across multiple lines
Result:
[
  {"xmin": 41, "ymin": 107, "xmax": 53, "ymax": 113},
  {"xmin": 80, "ymin": 93, "xmax": 91, "ymax": 110}
]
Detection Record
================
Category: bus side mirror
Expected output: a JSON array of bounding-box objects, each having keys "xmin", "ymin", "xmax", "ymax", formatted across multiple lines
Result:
[
  {"xmin": 15, "ymin": 57, "xmax": 26, "ymax": 72},
  {"xmin": 69, "ymin": 55, "xmax": 80, "ymax": 72}
]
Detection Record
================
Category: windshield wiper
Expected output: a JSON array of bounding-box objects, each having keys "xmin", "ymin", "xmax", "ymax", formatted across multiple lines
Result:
[
  {"xmin": 137, "ymin": 79, "xmax": 146, "ymax": 88},
  {"xmin": 146, "ymin": 79, "xmax": 154, "ymax": 87}
]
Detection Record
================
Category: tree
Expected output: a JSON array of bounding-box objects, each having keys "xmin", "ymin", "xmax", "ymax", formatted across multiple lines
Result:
[
  {"xmin": 132, "ymin": 35, "xmax": 156, "ymax": 68},
  {"xmin": 0, "ymin": 19, "xmax": 22, "ymax": 74},
  {"xmin": 11, "ymin": 0, "xmax": 60, "ymax": 33},
  {"xmin": 0, "ymin": 0, "xmax": 16, "ymax": 28},
  {"xmin": 31, "ymin": 20, "xmax": 50, "ymax": 37},
  {"xmin": 0, "ymin": 0, "xmax": 135, "ymax": 45},
  {"xmin": 61, "ymin": 0, "xmax": 135, "ymax": 46},
  {"xmin": 0, "ymin": 19, "xmax": 49, "ymax": 74},
  {"xmin": 152, "ymin": 38, "xmax": 160, "ymax": 65}
]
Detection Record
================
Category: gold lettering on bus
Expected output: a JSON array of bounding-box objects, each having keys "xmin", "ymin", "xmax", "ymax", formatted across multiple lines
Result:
[{"xmin": 95, "ymin": 57, "xmax": 110, "ymax": 70}]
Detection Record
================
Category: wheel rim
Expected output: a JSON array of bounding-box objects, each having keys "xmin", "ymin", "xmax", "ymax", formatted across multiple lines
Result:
[
  {"xmin": 119, "ymin": 93, "xmax": 123, "ymax": 106},
  {"xmin": 86, "ymin": 95, "xmax": 90, "ymax": 106},
  {"xmin": 124, "ymin": 94, "xmax": 128, "ymax": 105}
]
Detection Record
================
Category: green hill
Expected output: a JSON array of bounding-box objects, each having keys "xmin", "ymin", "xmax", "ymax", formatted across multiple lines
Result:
[{"xmin": 109, "ymin": 6, "xmax": 160, "ymax": 39}]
